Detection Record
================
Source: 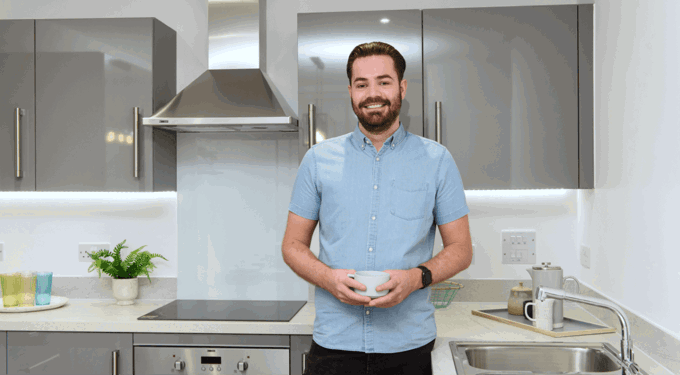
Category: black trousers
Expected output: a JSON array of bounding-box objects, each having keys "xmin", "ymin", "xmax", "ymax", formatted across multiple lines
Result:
[{"xmin": 304, "ymin": 339, "xmax": 436, "ymax": 375}]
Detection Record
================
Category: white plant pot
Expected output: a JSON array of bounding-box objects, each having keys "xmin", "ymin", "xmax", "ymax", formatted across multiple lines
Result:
[{"xmin": 112, "ymin": 278, "xmax": 139, "ymax": 305}]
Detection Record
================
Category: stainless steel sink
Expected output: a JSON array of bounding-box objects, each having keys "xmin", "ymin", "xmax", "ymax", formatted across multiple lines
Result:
[{"xmin": 449, "ymin": 341, "xmax": 627, "ymax": 375}]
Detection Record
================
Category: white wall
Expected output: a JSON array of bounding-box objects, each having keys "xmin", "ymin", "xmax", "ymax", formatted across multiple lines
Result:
[
  {"xmin": 0, "ymin": 193, "xmax": 178, "ymax": 277},
  {"xmin": 578, "ymin": 0, "xmax": 680, "ymax": 338}
]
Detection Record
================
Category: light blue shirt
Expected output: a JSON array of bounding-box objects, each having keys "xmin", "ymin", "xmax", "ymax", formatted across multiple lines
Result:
[{"xmin": 288, "ymin": 123, "xmax": 469, "ymax": 354}]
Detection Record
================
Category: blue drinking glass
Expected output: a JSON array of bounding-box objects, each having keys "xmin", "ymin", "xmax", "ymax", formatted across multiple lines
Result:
[{"xmin": 35, "ymin": 272, "xmax": 53, "ymax": 306}]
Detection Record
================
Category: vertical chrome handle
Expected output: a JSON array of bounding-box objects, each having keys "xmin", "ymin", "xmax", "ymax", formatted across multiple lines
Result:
[
  {"xmin": 302, "ymin": 351, "xmax": 308, "ymax": 374},
  {"xmin": 112, "ymin": 349, "xmax": 119, "ymax": 375},
  {"xmin": 308, "ymin": 104, "xmax": 316, "ymax": 148},
  {"xmin": 15, "ymin": 108, "xmax": 22, "ymax": 178},
  {"xmin": 133, "ymin": 107, "xmax": 140, "ymax": 178},
  {"xmin": 435, "ymin": 101, "xmax": 442, "ymax": 144}
]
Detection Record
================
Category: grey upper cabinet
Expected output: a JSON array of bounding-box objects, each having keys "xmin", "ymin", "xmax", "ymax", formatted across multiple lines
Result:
[
  {"xmin": 7, "ymin": 331, "xmax": 132, "ymax": 375},
  {"xmin": 34, "ymin": 18, "xmax": 177, "ymax": 191},
  {"xmin": 298, "ymin": 10, "xmax": 423, "ymax": 161},
  {"xmin": 0, "ymin": 20, "xmax": 35, "ymax": 192},
  {"xmin": 424, "ymin": 5, "xmax": 591, "ymax": 189}
]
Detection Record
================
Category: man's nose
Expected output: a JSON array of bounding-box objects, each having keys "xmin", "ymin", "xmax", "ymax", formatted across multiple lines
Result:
[{"xmin": 367, "ymin": 83, "xmax": 382, "ymax": 97}]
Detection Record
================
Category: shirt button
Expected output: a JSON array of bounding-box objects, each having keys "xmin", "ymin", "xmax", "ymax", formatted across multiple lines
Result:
[
  {"xmin": 373, "ymin": 185, "xmax": 378, "ymax": 190},
  {"xmin": 372, "ymin": 216, "xmax": 376, "ymax": 220},
  {"xmin": 369, "ymin": 247, "xmax": 373, "ymax": 252},
  {"xmin": 376, "ymin": 157, "xmax": 380, "ymax": 161},
  {"xmin": 391, "ymin": 143, "xmax": 395, "ymax": 148},
  {"xmin": 366, "ymin": 310, "xmax": 370, "ymax": 315}
]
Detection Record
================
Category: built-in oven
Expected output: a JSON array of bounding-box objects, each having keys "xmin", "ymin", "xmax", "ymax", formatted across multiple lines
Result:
[
  {"xmin": 134, "ymin": 301, "xmax": 310, "ymax": 375},
  {"xmin": 134, "ymin": 333, "xmax": 292, "ymax": 375}
]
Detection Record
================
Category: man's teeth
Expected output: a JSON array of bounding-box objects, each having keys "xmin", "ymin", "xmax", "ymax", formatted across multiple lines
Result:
[{"xmin": 366, "ymin": 104, "xmax": 384, "ymax": 108}]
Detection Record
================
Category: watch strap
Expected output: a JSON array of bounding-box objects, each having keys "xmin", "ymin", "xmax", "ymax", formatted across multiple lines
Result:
[{"xmin": 416, "ymin": 265, "xmax": 432, "ymax": 289}]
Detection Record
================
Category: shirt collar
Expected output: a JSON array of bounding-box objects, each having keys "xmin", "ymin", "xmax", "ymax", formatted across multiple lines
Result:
[{"xmin": 351, "ymin": 122, "xmax": 407, "ymax": 148}]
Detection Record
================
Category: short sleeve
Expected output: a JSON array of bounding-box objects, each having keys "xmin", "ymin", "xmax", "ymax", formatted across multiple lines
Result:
[
  {"xmin": 434, "ymin": 149, "xmax": 470, "ymax": 225},
  {"xmin": 288, "ymin": 148, "xmax": 321, "ymax": 220}
]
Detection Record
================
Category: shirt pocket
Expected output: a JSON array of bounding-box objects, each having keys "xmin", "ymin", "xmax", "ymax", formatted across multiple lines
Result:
[{"xmin": 390, "ymin": 180, "xmax": 429, "ymax": 221}]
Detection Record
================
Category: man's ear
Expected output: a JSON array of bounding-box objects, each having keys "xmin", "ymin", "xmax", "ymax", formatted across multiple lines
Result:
[{"xmin": 400, "ymin": 79, "xmax": 408, "ymax": 99}]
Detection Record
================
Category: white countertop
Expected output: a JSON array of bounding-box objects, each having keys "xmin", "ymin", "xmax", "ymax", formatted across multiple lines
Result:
[
  {"xmin": 0, "ymin": 299, "xmax": 315, "ymax": 335},
  {"xmin": 0, "ymin": 299, "xmax": 671, "ymax": 375}
]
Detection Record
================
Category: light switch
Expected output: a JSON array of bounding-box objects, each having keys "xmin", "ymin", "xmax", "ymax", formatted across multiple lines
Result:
[{"xmin": 502, "ymin": 230, "xmax": 536, "ymax": 264}]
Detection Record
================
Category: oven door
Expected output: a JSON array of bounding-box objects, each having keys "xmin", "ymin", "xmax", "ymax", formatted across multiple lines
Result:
[{"xmin": 134, "ymin": 347, "xmax": 290, "ymax": 375}]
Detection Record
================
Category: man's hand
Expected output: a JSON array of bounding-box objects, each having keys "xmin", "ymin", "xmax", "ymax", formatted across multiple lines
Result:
[
  {"xmin": 323, "ymin": 269, "xmax": 372, "ymax": 306},
  {"xmin": 367, "ymin": 269, "xmax": 421, "ymax": 308}
]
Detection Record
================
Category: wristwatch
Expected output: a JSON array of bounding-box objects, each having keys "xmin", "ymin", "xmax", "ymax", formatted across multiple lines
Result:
[{"xmin": 416, "ymin": 265, "xmax": 432, "ymax": 289}]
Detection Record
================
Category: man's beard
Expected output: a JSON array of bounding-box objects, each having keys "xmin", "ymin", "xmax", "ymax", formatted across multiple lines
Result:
[{"xmin": 351, "ymin": 90, "xmax": 402, "ymax": 135}]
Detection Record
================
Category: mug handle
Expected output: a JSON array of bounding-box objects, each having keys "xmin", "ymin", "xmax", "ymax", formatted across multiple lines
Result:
[
  {"xmin": 347, "ymin": 274, "xmax": 354, "ymax": 279},
  {"xmin": 563, "ymin": 276, "xmax": 580, "ymax": 294},
  {"xmin": 524, "ymin": 302, "xmax": 537, "ymax": 322}
]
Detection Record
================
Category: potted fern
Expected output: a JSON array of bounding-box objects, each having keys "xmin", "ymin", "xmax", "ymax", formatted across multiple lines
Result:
[{"xmin": 86, "ymin": 240, "xmax": 168, "ymax": 305}]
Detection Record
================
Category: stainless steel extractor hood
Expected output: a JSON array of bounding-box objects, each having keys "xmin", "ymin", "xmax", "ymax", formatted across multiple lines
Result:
[{"xmin": 143, "ymin": 0, "xmax": 297, "ymax": 132}]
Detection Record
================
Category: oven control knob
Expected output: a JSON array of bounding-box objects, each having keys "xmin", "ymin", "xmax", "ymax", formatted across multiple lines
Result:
[
  {"xmin": 174, "ymin": 360, "xmax": 185, "ymax": 370},
  {"xmin": 237, "ymin": 361, "xmax": 248, "ymax": 371}
]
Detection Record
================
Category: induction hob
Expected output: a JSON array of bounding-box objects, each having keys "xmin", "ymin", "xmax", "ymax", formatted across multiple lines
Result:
[{"xmin": 137, "ymin": 300, "xmax": 307, "ymax": 322}]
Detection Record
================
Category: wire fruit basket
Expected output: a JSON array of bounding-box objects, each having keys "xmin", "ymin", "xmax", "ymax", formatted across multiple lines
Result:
[{"xmin": 429, "ymin": 280, "xmax": 463, "ymax": 309}]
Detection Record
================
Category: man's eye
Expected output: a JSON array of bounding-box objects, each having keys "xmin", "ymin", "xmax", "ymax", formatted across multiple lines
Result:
[{"xmin": 380, "ymin": 82, "xmax": 390, "ymax": 85}]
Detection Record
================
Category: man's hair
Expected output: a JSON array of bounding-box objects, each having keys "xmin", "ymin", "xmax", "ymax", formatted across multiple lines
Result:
[{"xmin": 346, "ymin": 41, "xmax": 406, "ymax": 84}]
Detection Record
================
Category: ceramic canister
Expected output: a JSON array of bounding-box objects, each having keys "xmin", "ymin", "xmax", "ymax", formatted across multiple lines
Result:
[{"xmin": 508, "ymin": 282, "xmax": 533, "ymax": 315}]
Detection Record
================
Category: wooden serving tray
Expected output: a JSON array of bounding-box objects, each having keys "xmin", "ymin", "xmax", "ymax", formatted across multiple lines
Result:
[{"xmin": 472, "ymin": 308, "xmax": 616, "ymax": 338}]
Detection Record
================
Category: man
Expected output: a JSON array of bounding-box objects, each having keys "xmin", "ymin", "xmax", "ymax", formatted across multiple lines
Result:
[{"xmin": 282, "ymin": 41, "xmax": 472, "ymax": 375}]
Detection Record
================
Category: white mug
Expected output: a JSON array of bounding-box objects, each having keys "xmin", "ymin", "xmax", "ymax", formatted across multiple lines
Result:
[
  {"xmin": 347, "ymin": 271, "xmax": 391, "ymax": 298},
  {"xmin": 524, "ymin": 299, "xmax": 555, "ymax": 331}
]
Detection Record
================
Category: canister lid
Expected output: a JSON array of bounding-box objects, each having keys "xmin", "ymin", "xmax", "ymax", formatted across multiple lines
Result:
[
  {"xmin": 532, "ymin": 262, "xmax": 562, "ymax": 271},
  {"xmin": 511, "ymin": 282, "xmax": 532, "ymax": 292}
]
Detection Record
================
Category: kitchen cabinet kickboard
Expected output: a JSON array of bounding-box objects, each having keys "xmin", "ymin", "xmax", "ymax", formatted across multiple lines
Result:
[{"xmin": 472, "ymin": 308, "xmax": 616, "ymax": 338}]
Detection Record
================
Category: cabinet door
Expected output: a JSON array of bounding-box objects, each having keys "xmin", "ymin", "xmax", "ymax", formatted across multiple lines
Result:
[
  {"xmin": 0, "ymin": 20, "xmax": 35, "ymax": 192},
  {"xmin": 1, "ymin": 331, "xmax": 6, "ymax": 375},
  {"xmin": 424, "ymin": 6, "xmax": 579, "ymax": 189},
  {"xmin": 34, "ymin": 19, "xmax": 155, "ymax": 191},
  {"xmin": 298, "ymin": 10, "xmax": 423, "ymax": 161},
  {"xmin": 290, "ymin": 335, "xmax": 313, "ymax": 375},
  {"xmin": 7, "ymin": 332, "xmax": 132, "ymax": 375}
]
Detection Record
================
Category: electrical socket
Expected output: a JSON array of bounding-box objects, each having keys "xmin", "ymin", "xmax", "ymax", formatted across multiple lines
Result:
[
  {"xmin": 79, "ymin": 243, "xmax": 110, "ymax": 262},
  {"xmin": 0, "ymin": 242, "xmax": 4, "ymax": 262},
  {"xmin": 580, "ymin": 245, "xmax": 591, "ymax": 269}
]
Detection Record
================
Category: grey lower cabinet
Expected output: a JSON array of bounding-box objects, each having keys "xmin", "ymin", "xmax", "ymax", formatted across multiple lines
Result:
[
  {"xmin": 7, "ymin": 331, "xmax": 132, "ymax": 375},
  {"xmin": 423, "ymin": 5, "xmax": 593, "ymax": 189},
  {"xmin": 0, "ymin": 20, "xmax": 36, "ymax": 192},
  {"xmin": 291, "ymin": 335, "xmax": 313, "ymax": 375},
  {"xmin": 1, "ymin": 331, "xmax": 6, "ymax": 375},
  {"xmin": 297, "ymin": 10, "xmax": 424, "ymax": 161},
  {"xmin": 0, "ymin": 18, "xmax": 177, "ymax": 192}
]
